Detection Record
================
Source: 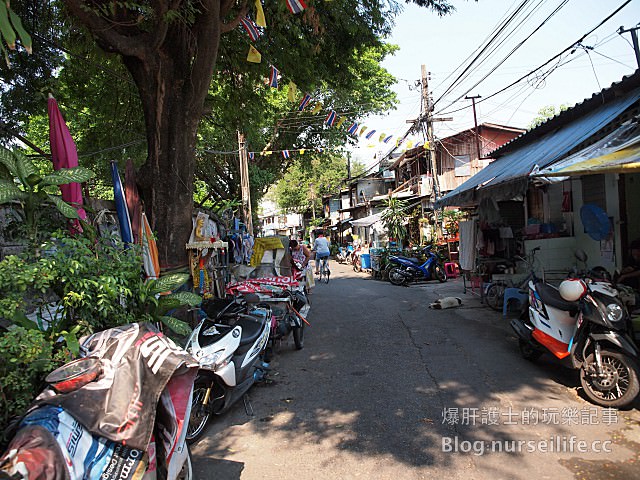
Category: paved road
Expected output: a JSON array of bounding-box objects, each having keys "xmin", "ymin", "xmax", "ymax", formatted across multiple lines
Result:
[{"xmin": 192, "ymin": 262, "xmax": 640, "ymax": 479}]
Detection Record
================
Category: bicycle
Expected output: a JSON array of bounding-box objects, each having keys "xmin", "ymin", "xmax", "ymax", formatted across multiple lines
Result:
[
  {"xmin": 484, "ymin": 247, "xmax": 541, "ymax": 311},
  {"xmin": 317, "ymin": 256, "xmax": 330, "ymax": 284}
]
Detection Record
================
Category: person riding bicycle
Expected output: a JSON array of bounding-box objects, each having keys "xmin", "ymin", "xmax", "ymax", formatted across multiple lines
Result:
[{"xmin": 313, "ymin": 231, "xmax": 331, "ymax": 275}]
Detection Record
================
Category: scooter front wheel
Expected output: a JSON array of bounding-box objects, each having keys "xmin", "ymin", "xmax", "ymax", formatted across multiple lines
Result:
[
  {"xmin": 388, "ymin": 267, "xmax": 407, "ymax": 286},
  {"xmin": 433, "ymin": 264, "xmax": 447, "ymax": 283},
  {"xmin": 580, "ymin": 349, "xmax": 640, "ymax": 408},
  {"xmin": 293, "ymin": 323, "xmax": 305, "ymax": 350},
  {"xmin": 186, "ymin": 385, "xmax": 212, "ymax": 444}
]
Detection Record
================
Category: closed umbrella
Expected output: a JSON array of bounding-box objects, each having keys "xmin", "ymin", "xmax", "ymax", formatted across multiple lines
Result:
[
  {"xmin": 47, "ymin": 94, "xmax": 86, "ymax": 230},
  {"xmin": 110, "ymin": 161, "xmax": 133, "ymax": 244},
  {"xmin": 125, "ymin": 158, "xmax": 142, "ymax": 244},
  {"xmin": 140, "ymin": 212, "xmax": 160, "ymax": 279}
]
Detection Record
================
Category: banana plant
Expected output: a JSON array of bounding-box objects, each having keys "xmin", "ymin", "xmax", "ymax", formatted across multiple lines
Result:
[
  {"xmin": 0, "ymin": 146, "xmax": 94, "ymax": 242},
  {"xmin": 136, "ymin": 272, "xmax": 201, "ymax": 337}
]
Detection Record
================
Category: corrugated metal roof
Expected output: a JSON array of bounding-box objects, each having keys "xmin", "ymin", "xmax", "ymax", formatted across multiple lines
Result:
[{"xmin": 437, "ymin": 83, "xmax": 640, "ymax": 208}]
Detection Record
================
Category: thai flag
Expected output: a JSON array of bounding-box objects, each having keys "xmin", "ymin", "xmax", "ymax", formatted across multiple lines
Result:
[
  {"xmin": 282, "ymin": 150, "xmax": 290, "ymax": 159},
  {"xmin": 365, "ymin": 129, "xmax": 377, "ymax": 140},
  {"xmin": 269, "ymin": 66, "xmax": 279, "ymax": 88},
  {"xmin": 383, "ymin": 135, "xmax": 393, "ymax": 143},
  {"xmin": 286, "ymin": 0, "xmax": 306, "ymax": 14},
  {"xmin": 249, "ymin": 152, "xmax": 255, "ymax": 161},
  {"xmin": 240, "ymin": 17, "xmax": 261, "ymax": 42},
  {"xmin": 347, "ymin": 122, "xmax": 358, "ymax": 135},
  {"xmin": 325, "ymin": 110, "xmax": 337, "ymax": 126},
  {"xmin": 299, "ymin": 93, "xmax": 311, "ymax": 111}
]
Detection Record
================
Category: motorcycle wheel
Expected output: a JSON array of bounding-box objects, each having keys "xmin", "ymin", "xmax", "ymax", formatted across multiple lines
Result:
[
  {"xmin": 186, "ymin": 384, "xmax": 211, "ymax": 444},
  {"xmin": 293, "ymin": 323, "xmax": 305, "ymax": 350},
  {"xmin": 580, "ymin": 349, "xmax": 640, "ymax": 408},
  {"xmin": 485, "ymin": 283, "xmax": 506, "ymax": 311},
  {"xmin": 388, "ymin": 267, "xmax": 407, "ymax": 286},
  {"xmin": 518, "ymin": 339, "xmax": 542, "ymax": 361},
  {"xmin": 433, "ymin": 264, "xmax": 447, "ymax": 283},
  {"xmin": 177, "ymin": 447, "xmax": 193, "ymax": 480}
]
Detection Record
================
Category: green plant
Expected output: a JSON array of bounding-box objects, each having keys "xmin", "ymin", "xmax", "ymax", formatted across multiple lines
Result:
[
  {"xmin": 0, "ymin": 146, "xmax": 94, "ymax": 243},
  {"xmin": 381, "ymin": 197, "xmax": 408, "ymax": 246}
]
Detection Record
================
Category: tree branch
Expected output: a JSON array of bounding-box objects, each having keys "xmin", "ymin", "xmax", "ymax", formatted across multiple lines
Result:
[{"xmin": 220, "ymin": 1, "xmax": 248, "ymax": 33}]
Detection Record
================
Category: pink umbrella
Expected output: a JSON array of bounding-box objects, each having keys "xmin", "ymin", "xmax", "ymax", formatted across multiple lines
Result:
[
  {"xmin": 48, "ymin": 94, "xmax": 86, "ymax": 228},
  {"xmin": 125, "ymin": 158, "xmax": 141, "ymax": 244}
]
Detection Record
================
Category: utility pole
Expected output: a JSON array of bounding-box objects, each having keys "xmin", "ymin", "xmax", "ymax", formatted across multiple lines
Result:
[
  {"xmin": 619, "ymin": 25, "xmax": 640, "ymax": 69},
  {"xmin": 465, "ymin": 95, "xmax": 482, "ymax": 161},
  {"xmin": 421, "ymin": 65, "xmax": 439, "ymax": 201},
  {"xmin": 237, "ymin": 131, "xmax": 254, "ymax": 236}
]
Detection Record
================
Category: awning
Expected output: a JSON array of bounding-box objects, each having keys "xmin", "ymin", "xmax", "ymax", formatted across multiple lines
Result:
[
  {"xmin": 436, "ymin": 86, "xmax": 640, "ymax": 208},
  {"xmin": 351, "ymin": 212, "xmax": 383, "ymax": 227},
  {"xmin": 535, "ymin": 120, "xmax": 640, "ymax": 177}
]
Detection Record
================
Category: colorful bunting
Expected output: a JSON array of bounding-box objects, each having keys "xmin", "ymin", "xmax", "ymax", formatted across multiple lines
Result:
[
  {"xmin": 247, "ymin": 45, "xmax": 261, "ymax": 63},
  {"xmin": 285, "ymin": 0, "xmax": 306, "ymax": 14},
  {"xmin": 406, "ymin": 140, "xmax": 414, "ymax": 149},
  {"xmin": 379, "ymin": 133, "xmax": 386, "ymax": 143},
  {"xmin": 359, "ymin": 126, "xmax": 368, "ymax": 136},
  {"xmin": 311, "ymin": 102, "xmax": 323, "ymax": 115},
  {"xmin": 269, "ymin": 66, "xmax": 279, "ymax": 88},
  {"xmin": 240, "ymin": 16, "xmax": 261, "ymax": 42},
  {"xmin": 249, "ymin": 152, "xmax": 255, "ymax": 161},
  {"xmin": 288, "ymin": 81, "xmax": 297, "ymax": 101},
  {"xmin": 299, "ymin": 149, "xmax": 305, "ymax": 154},
  {"xmin": 299, "ymin": 93, "xmax": 312, "ymax": 111},
  {"xmin": 347, "ymin": 122, "xmax": 359, "ymax": 135},
  {"xmin": 383, "ymin": 135, "xmax": 393, "ymax": 143},
  {"xmin": 336, "ymin": 117, "xmax": 347, "ymax": 128},
  {"xmin": 365, "ymin": 129, "xmax": 377, "ymax": 140},
  {"xmin": 325, "ymin": 110, "xmax": 337, "ymax": 126},
  {"xmin": 282, "ymin": 150, "xmax": 290, "ymax": 159},
  {"xmin": 255, "ymin": 0, "xmax": 266, "ymax": 27}
]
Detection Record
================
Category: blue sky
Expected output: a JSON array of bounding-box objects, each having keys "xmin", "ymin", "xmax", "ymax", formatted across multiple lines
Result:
[{"xmin": 351, "ymin": 0, "xmax": 640, "ymax": 165}]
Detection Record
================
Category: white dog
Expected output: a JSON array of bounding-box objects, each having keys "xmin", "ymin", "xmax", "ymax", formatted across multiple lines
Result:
[{"xmin": 429, "ymin": 297, "xmax": 462, "ymax": 309}]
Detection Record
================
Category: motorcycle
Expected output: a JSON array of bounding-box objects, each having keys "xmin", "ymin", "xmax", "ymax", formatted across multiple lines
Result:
[
  {"xmin": 336, "ymin": 244, "xmax": 354, "ymax": 264},
  {"xmin": 185, "ymin": 298, "xmax": 271, "ymax": 443},
  {"xmin": 387, "ymin": 245, "xmax": 447, "ymax": 286},
  {"xmin": 511, "ymin": 272, "xmax": 640, "ymax": 408},
  {"xmin": 0, "ymin": 323, "xmax": 197, "ymax": 480},
  {"xmin": 256, "ymin": 287, "xmax": 310, "ymax": 351}
]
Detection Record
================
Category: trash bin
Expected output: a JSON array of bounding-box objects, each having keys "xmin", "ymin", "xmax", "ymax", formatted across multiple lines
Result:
[{"xmin": 360, "ymin": 253, "xmax": 371, "ymax": 270}]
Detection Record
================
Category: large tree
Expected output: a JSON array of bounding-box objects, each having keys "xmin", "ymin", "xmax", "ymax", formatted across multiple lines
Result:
[{"xmin": 16, "ymin": 0, "xmax": 456, "ymax": 268}]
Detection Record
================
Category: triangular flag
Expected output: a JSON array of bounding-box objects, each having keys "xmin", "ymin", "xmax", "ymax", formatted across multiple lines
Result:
[
  {"xmin": 288, "ymin": 82, "xmax": 297, "ymax": 102},
  {"xmin": 255, "ymin": 0, "xmax": 266, "ymax": 27},
  {"xmin": 264, "ymin": 150, "xmax": 272, "ymax": 155},
  {"xmin": 406, "ymin": 141, "xmax": 414, "ymax": 149},
  {"xmin": 365, "ymin": 129, "xmax": 377, "ymax": 140},
  {"xmin": 286, "ymin": 0, "xmax": 306, "ymax": 14},
  {"xmin": 424, "ymin": 141, "xmax": 430, "ymax": 149},
  {"xmin": 311, "ymin": 102, "xmax": 322, "ymax": 115},
  {"xmin": 249, "ymin": 152, "xmax": 255, "ymax": 161},
  {"xmin": 299, "ymin": 93, "xmax": 311, "ymax": 111},
  {"xmin": 379, "ymin": 133, "xmax": 386, "ymax": 142},
  {"xmin": 299, "ymin": 149, "xmax": 305, "ymax": 155},
  {"xmin": 336, "ymin": 116, "xmax": 347, "ymax": 128},
  {"xmin": 269, "ymin": 66, "xmax": 279, "ymax": 88},
  {"xmin": 247, "ymin": 45, "xmax": 261, "ymax": 63},
  {"xmin": 359, "ymin": 126, "xmax": 367, "ymax": 136}
]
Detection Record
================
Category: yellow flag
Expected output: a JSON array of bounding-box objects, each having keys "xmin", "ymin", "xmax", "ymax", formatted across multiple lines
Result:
[
  {"xmin": 359, "ymin": 126, "xmax": 367, "ymax": 136},
  {"xmin": 299, "ymin": 149, "xmax": 305, "ymax": 155},
  {"xmin": 247, "ymin": 45, "xmax": 261, "ymax": 63},
  {"xmin": 288, "ymin": 81, "xmax": 297, "ymax": 102},
  {"xmin": 379, "ymin": 133, "xmax": 386, "ymax": 142},
  {"xmin": 406, "ymin": 140, "xmax": 414, "ymax": 149},
  {"xmin": 255, "ymin": 0, "xmax": 266, "ymax": 27},
  {"xmin": 311, "ymin": 102, "xmax": 322, "ymax": 115},
  {"xmin": 336, "ymin": 116, "xmax": 346, "ymax": 128},
  {"xmin": 264, "ymin": 150, "xmax": 272, "ymax": 155}
]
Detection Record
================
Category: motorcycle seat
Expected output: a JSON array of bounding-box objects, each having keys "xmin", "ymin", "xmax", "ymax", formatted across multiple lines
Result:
[
  {"xmin": 536, "ymin": 281, "xmax": 579, "ymax": 314},
  {"xmin": 235, "ymin": 316, "xmax": 266, "ymax": 346},
  {"xmin": 394, "ymin": 256, "xmax": 421, "ymax": 264}
]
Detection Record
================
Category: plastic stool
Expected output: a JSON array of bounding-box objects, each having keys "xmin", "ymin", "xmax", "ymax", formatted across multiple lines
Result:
[
  {"xmin": 444, "ymin": 262, "xmax": 459, "ymax": 278},
  {"xmin": 502, "ymin": 288, "xmax": 528, "ymax": 317}
]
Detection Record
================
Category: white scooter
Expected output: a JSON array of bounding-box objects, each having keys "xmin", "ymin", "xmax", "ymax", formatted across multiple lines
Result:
[
  {"xmin": 185, "ymin": 298, "xmax": 271, "ymax": 443},
  {"xmin": 511, "ymin": 266, "xmax": 640, "ymax": 408}
]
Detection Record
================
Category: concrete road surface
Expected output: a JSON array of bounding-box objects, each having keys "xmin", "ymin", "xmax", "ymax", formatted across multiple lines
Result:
[{"xmin": 192, "ymin": 262, "xmax": 640, "ymax": 479}]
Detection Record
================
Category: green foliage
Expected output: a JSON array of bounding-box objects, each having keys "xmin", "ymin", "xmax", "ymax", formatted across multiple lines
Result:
[
  {"xmin": 528, "ymin": 104, "xmax": 570, "ymax": 130},
  {"xmin": 0, "ymin": 1, "xmax": 32, "ymax": 67},
  {"xmin": 0, "ymin": 327, "xmax": 65, "ymax": 427},
  {"xmin": 381, "ymin": 197, "xmax": 409, "ymax": 245}
]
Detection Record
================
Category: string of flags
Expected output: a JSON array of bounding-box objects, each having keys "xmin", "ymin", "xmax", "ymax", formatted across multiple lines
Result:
[{"xmin": 235, "ymin": 0, "xmax": 414, "ymax": 160}]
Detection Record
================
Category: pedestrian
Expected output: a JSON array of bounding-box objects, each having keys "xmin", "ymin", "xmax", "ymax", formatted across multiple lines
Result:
[{"xmin": 290, "ymin": 239, "xmax": 314, "ymax": 292}]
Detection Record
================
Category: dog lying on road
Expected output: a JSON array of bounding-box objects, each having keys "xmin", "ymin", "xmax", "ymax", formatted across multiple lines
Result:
[{"xmin": 429, "ymin": 297, "xmax": 462, "ymax": 309}]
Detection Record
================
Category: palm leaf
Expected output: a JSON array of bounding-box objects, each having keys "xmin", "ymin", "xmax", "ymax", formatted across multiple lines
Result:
[
  {"xmin": 150, "ymin": 273, "xmax": 190, "ymax": 295},
  {"xmin": 159, "ymin": 315, "xmax": 192, "ymax": 336},
  {"xmin": 0, "ymin": 179, "xmax": 26, "ymax": 204},
  {"xmin": 7, "ymin": 6, "xmax": 31, "ymax": 54},
  {"xmin": 46, "ymin": 194, "xmax": 80, "ymax": 219},
  {"xmin": 0, "ymin": 147, "xmax": 18, "ymax": 177},
  {"xmin": 0, "ymin": 2, "xmax": 16, "ymax": 50},
  {"xmin": 15, "ymin": 151, "xmax": 40, "ymax": 186},
  {"xmin": 41, "ymin": 167, "xmax": 95, "ymax": 186}
]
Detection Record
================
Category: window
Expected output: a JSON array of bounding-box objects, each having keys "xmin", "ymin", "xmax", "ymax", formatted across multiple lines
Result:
[{"xmin": 454, "ymin": 154, "xmax": 471, "ymax": 177}]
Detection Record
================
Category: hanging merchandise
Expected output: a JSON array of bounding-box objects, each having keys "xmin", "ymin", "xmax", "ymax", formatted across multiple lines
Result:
[
  {"xmin": 285, "ymin": 0, "xmax": 306, "ymax": 14},
  {"xmin": 561, "ymin": 180, "xmax": 573, "ymax": 212}
]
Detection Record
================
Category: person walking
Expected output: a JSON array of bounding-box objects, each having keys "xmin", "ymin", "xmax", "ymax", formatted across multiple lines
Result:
[{"xmin": 313, "ymin": 231, "xmax": 331, "ymax": 275}]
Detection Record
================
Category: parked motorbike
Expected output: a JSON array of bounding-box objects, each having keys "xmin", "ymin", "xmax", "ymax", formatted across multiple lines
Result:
[
  {"xmin": 387, "ymin": 245, "xmax": 447, "ymax": 286},
  {"xmin": 258, "ymin": 288, "xmax": 310, "ymax": 351},
  {"xmin": 336, "ymin": 244, "xmax": 354, "ymax": 264},
  {"xmin": 511, "ymin": 272, "xmax": 640, "ymax": 408},
  {"xmin": 185, "ymin": 299, "xmax": 271, "ymax": 443},
  {"xmin": 0, "ymin": 323, "xmax": 197, "ymax": 480}
]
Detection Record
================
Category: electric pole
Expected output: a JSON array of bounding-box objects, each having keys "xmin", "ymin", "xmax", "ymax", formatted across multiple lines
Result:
[
  {"xmin": 465, "ymin": 95, "xmax": 482, "ymax": 161},
  {"xmin": 237, "ymin": 131, "xmax": 254, "ymax": 236},
  {"xmin": 618, "ymin": 25, "xmax": 640, "ymax": 69},
  {"xmin": 421, "ymin": 65, "xmax": 439, "ymax": 201}
]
